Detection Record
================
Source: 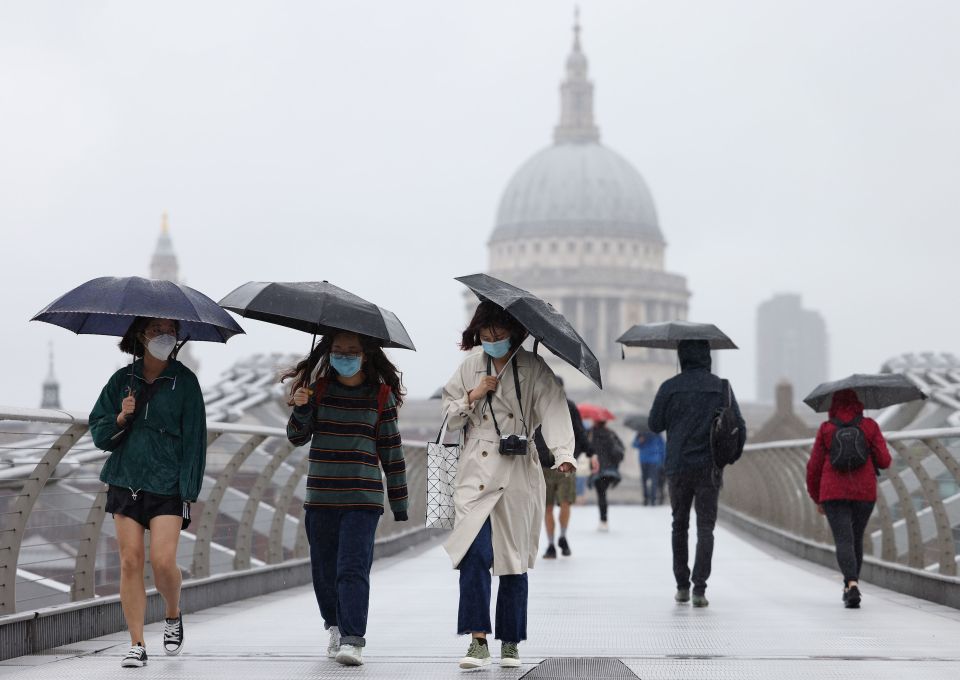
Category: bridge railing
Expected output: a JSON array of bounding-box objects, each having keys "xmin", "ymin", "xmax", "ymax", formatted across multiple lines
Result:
[
  {"xmin": 722, "ymin": 426, "xmax": 960, "ymax": 578},
  {"xmin": 0, "ymin": 406, "xmax": 429, "ymax": 617}
]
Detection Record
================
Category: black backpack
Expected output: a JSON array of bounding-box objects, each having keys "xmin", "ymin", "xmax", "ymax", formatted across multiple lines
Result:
[
  {"xmin": 829, "ymin": 416, "xmax": 870, "ymax": 472},
  {"xmin": 710, "ymin": 380, "xmax": 743, "ymax": 468}
]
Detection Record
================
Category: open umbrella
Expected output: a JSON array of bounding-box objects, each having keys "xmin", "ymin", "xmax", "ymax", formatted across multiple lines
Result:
[
  {"xmin": 32, "ymin": 276, "xmax": 244, "ymax": 342},
  {"xmin": 623, "ymin": 413, "xmax": 649, "ymax": 431},
  {"xmin": 803, "ymin": 374, "xmax": 927, "ymax": 413},
  {"xmin": 455, "ymin": 273, "xmax": 602, "ymax": 388},
  {"xmin": 218, "ymin": 281, "xmax": 415, "ymax": 350},
  {"xmin": 617, "ymin": 321, "xmax": 738, "ymax": 350},
  {"xmin": 577, "ymin": 403, "xmax": 615, "ymax": 422}
]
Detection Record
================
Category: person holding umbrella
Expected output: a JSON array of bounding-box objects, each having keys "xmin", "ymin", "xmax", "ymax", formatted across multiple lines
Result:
[
  {"xmin": 283, "ymin": 331, "xmax": 408, "ymax": 667},
  {"xmin": 803, "ymin": 375, "xmax": 920, "ymax": 608},
  {"xmin": 580, "ymin": 406, "xmax": 624, "ymax": 532},
  {"xmin": 35, "ymin": 275, "xmax": 242, "ymax": 668},
  {"xmin": 88, "ymin": 317, "xmax": 207, "ymax": 667},
  {"xmin": 632, "ymin": 324, "xmax": 744, "ymax": 609},
  {"xmin": 442, "ymin": 300, "xmax": 577, "ymax": 670}
]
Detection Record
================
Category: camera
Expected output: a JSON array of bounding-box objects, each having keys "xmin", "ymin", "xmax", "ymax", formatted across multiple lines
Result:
[{"xmin": 499, "ymin": 434, "xmax": 528, "ymax": 456}]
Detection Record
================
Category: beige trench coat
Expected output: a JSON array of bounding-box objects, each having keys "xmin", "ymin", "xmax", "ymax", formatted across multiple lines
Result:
[{"xmin": 441, "ymin": 348, "xmax": 576, "ymax": 575}]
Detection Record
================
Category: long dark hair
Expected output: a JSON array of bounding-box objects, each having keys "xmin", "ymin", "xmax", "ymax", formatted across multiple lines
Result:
[
  {"xmin": 118, "ymin": 317, "xmax": 181, "ymax": 357},
  {"xmin": 460, "ymin": 300, "xmax": 528, "ymax": 351},
  {"xmin": 280, "ymin": 332, "xmax": 405, "ymax": 407}
]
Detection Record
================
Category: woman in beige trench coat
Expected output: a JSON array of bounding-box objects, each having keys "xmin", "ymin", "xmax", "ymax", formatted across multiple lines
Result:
[{"xmin": 441, "ymin": 301, "xmax": 575, "ymax": 670}]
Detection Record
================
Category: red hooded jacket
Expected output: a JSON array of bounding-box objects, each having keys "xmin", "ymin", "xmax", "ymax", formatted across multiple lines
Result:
[{"xmin": 806, "ymin": 390, "xmax": 892, "ymax": 504}]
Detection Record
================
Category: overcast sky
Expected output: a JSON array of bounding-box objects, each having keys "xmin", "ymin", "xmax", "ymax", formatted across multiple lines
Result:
[{"xmin": 2, "ymin": 0, "xmax": 958, "ymax": 412}]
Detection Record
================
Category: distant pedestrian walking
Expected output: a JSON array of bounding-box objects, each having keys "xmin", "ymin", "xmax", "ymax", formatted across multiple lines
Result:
[
  {"xmin": 649, "ymin": 339, "xmax": 745, "ymax": 607},
  {"xmin": 441, "ymin": 301, "xmax": 575, "ymax": 670},
  {"xmin": 284, "ymin": 331, "xmax": 408, "ymax": 667},
  {"xmin": 587, "ymin": 419, "xmax": 624, "ymax": 531},
  {"xmin": 536, "ymin": 380, "xmax": 591, "ymax": 558},
  {"xmin": 89, "ymin": 317, "xmax": 206, "ymax": 668},
  {"xmin": 634, "ymin": 430, "xmax": 666, "ymax": 506},
  {"xmin": 806, "ymin": 389, "xmax": 891, "ymax": 609}
]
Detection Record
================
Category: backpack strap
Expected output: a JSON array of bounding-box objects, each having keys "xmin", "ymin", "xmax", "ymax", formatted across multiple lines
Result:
[{"xmin": 375, "ymin": 383, "xmax": 393, "ymax": 439}]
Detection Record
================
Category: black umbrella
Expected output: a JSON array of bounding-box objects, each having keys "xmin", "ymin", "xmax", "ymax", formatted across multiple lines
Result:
[
  {"xmin": 218, "ymin": 281, "xmax": 415, "ymax": 350},
  {"xmin": 32, "ymin": 276, "xmax": 244, "ymax": 342},
  {"xmin": 623, "ymin": 413, "xmax": 649, "ymax": 432},
  {"xmin": 455, "ymin": 273, "xmax": 602, "ymax": 388},
  {"xmin": 617, "ymin": 321, "xmax": 738, "ymax": 350},
  {"xmin": 803, "ymin": 374, "xmax": 927, "ymax": 413}
]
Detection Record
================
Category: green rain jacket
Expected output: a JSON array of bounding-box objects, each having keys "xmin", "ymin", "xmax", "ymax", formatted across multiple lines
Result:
[{"xmin": 89, "ymin": 359, "xmax": 207, "ymax": 502}]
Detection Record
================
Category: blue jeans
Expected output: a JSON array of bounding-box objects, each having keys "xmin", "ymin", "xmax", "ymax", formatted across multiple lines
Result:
[
  {"xmin": 641, "ymin": 462, "xmax": 662, "ymax": 505},
  {"xmin": 304, "ymin": 507, "xmax": 380, "ymax": 647},
  {"xmin": 457, "ymin": 518, "xmax": 527, "ymax": 643}
]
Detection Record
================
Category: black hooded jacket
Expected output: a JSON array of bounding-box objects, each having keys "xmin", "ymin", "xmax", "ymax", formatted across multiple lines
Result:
[{"xmin": 648, "ymin": 340, "xmax": 746, "ymax": 476}]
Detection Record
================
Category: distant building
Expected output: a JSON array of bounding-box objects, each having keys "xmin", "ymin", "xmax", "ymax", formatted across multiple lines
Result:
[
  {"xmin": 150, "ymin": 212, "xmax": 197, "ymax": 370},
  {"xmin": 485, "ymin": 15, "xmax": 690, "ymax": 404},
  {"xmin": 756, "ymin": 293, "xmax": 828, "ymax": 405},
  {"xmin": 40, "ymin": 344, "xmax": 61, "ymax": 409},
  {"xmin": 750, "ymin": 381, "xmax": 817, "ymax": 443}
]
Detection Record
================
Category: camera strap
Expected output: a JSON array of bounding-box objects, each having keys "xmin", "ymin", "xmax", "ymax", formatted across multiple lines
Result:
[{"xmin": 486, "ymin": 355, "xmax": 527, "ymax": 437}]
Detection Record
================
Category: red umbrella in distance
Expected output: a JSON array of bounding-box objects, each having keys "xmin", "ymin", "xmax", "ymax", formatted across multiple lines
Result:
[{"xmin": 578, "ymin": 403, "xmax": 615, "ymax": 422}]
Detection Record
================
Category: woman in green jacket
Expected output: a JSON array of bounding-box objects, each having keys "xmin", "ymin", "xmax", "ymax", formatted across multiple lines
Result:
[{"xmin": 89, "ymin": 317, "xmax": 207, "ymax": 668}]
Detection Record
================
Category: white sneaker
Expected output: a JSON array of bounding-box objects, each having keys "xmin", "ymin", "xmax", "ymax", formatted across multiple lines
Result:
[
  {"xmin": 335, "ymin": 643, "xmax": 363, "ymax": 666},
  {"xmin": 121, "ymin": 643, "xmax": 148, "ymax": 668},
  {"xmin": 326, "ymin": 626, "xmax": 341, "ymax": 658},
  {"xmin": 598, "ymin": 521, "xmax": 609, "ymax": 532}
]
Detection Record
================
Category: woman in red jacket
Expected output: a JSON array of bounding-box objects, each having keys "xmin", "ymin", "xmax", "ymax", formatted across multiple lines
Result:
[{"xmin": 806, "ymin": 389, "xmax": 892, "ymax": 608}]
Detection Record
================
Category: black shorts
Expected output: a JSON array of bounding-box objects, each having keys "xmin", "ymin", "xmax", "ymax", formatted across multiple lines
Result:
[{"xmin": 105, "ymin": 485, "xmax": 191, "ymax": 530}]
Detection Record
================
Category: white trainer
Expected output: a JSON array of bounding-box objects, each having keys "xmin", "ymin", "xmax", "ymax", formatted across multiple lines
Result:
[
  {"xmin": 598, "ymin": 521, "xmax": 610, "ymax": 532},
  {"xmin": 326, "ymin": 626, "xmax": 341, "ymax": 659},
  {"xmin": 335, "ymin": 643, "xmax": 364, "ymax": 666}
]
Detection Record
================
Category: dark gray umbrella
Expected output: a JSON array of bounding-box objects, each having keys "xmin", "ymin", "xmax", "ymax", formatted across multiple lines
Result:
[
  {"xmin": 455, "ymin": 273, "xmax": 602, "ymax": 388},
  {"xmin": 623, "ymin": 413, "xmax": 649, "ymax": 432},
  {"xmin": 802, "ymin": 373, "xmax": 927, "ymax": 413},
  {"xmin": 219, "ymin": 281, "xmax": 415, "ymax": 350},
  {"xmin": 32, "ymin": 276, "xmax": 244, "ymax": 342},
  {"xmin": 617, "ymin": 321, "xmax": 738, "ymax": 350}
]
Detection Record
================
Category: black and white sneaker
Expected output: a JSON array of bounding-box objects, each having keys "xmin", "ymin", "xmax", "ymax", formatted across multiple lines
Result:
[
  {"xmin": 163, "ymin": 612, "xmax": 184, "ymax": 655},
  {"xmin": 121, "ymin": 643, "xmax": 148, "ymax": 668}
]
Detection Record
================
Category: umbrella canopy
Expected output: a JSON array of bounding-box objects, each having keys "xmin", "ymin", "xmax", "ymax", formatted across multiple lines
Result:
[
  {"xmin": 617, "ymin": 321, "xmax": 738, "ymax": 350},
  {"xmin": 623, "ymin": 413, "xmax": 649, "ymax": 431},
  {"xmin": 803, "ymin": 373, "xmax": 927, "ymax": 413},
  {"xmin": 455, "ymin": 273, "xmax": 602, "ymax": 388},
  {"xmin": 578, "ymin": 403, "xmax": 615, "ymax": 422},
  {"xmin": 218, "ymin": 281, "xmax": 415, "ymax": 350},
  {"xmin": 31, "ymin": 276, "xmax": 244, "ymax": 342}
]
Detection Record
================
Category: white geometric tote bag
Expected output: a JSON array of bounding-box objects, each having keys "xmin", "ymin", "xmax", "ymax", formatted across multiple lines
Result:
[{"xmin": 425, "ymin": 416, "xmax": 461, "ymax": 530}]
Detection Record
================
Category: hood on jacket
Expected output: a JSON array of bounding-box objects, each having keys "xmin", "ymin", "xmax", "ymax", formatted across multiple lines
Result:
[
  {"xmin": 678, "ymin": 340, "xmax": 712, "ymax": 372},
  {"xmin": 828, "ymin": 388, "xmax": 864, "ymax": 422}
]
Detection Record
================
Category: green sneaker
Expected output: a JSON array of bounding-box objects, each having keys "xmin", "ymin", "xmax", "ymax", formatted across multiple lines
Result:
[
  {"xmin": 500, "ymin": 642, "xmax": 521, "ymax": 668},
  {"xmin": 459, "ymin": 638, "xmax": 491, "ymax": 669},
  {"xmin": 692, "ymin": 593, "xmax": 709, "ymax": 607},
  {"xmin": 675, "ymin": 588, "xmax": 690, "ymax": 603}
]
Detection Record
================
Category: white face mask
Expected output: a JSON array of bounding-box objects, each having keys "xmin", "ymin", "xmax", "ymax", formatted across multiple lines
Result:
[{"xmin": 146, "ymin": 334, "xmax": 177, "ymax": 361}]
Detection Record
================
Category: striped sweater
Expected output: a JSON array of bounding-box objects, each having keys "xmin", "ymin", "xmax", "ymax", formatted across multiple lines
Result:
[{"xmin": 286, "ymin": 380, "xmax": 408, "ymax": 518}]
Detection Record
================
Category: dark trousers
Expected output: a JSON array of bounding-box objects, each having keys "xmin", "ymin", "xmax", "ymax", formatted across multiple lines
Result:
[
  {"xmin": 457, "ymin": 518, "xmax": 528, "ymax": 643},
  {"xmin": 595, "ymin": 477, "xmax": 612, "ymax": 521},
  {"xmin": 668, "ymin": 467, "xmax": 720, "ymax": 595},
  {"xmin": 304, "ymin": 507, "xmax": 380, "ymax": 647},
  {"xmin": 641, "ymin": 463, "xmax": 663, "ymax": 505},
  {"xmin": 822, "ymin": 500, "xmax": 875, "ymax": 585}
]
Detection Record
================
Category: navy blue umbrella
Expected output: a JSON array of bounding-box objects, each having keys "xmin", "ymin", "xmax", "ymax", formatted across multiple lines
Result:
[{"xmin": 32, "ymin": 276, "xmax": 245, "ymax": 342}]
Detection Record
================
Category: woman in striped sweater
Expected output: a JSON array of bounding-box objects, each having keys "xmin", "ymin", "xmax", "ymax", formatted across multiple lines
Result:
[{"xmin": 283, "ymin": 331, "xmax": 408, "ymax": 667}]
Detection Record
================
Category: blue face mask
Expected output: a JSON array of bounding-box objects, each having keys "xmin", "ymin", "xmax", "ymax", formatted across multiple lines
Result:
[
  {"xmin": 481, "ymin": 338, "xmax": 511, "ymax": 359},
  {"xmin": 330, "ymin": 353, "xmax": 363, "ymax": 378}
]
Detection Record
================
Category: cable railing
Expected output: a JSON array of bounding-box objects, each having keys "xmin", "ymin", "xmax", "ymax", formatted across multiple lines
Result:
[
  {"xmin": 722, "ymin": 427, "xmax": 960, "ymax": 577},
  {"xmin": 0, "ymin": 406, "xmax": 429, "ymax": 616}
]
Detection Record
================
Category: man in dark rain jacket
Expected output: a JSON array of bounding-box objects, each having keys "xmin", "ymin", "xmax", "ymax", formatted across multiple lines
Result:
[{"xmin": 649, "ymin": 339, "xmax": 745, "ymax": 608}]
